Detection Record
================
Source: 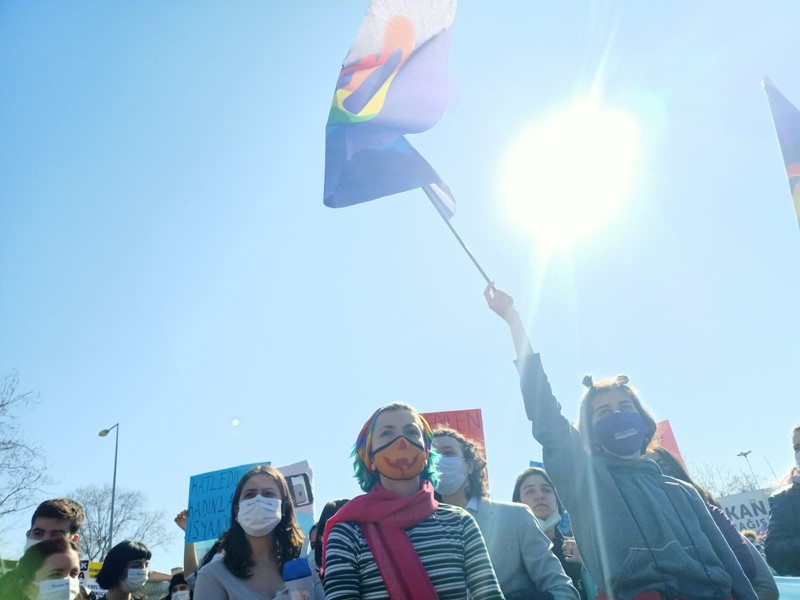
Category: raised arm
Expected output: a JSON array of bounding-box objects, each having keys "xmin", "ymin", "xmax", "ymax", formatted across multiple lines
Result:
[
  {"xmin": 485, "ymin": 283, "xmax": 587, "ymax": 508},
  {"xmin": 484, "ymin": 283, "xmax": 533, "ymax": 359},
  {"xmin": 174, "ymin": 510, "xmax": 199, "ymax": 578}
]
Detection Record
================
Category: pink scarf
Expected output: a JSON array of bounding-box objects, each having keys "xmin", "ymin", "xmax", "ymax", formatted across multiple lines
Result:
[{"xmin": 322, "ymin": 481, "xmax": 439, "ymax": 600}]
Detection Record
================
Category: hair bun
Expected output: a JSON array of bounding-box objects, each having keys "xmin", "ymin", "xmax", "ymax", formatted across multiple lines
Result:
[
  {"xmin": 616, "ymin": 375, "xmax": 630, "ymax": 384},
  {"xmin": 582, "ymin": 375, "xmax": 594, "ymax": 388}
]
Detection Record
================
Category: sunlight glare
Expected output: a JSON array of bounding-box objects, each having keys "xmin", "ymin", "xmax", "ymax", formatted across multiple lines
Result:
[{"xmin": 502, "ymin": 101, "xmax": 640, "ymax": 250}]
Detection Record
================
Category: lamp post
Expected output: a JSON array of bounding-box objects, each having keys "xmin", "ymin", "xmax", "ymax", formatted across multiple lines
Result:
[
  {"xmin": 98, "ymin": 423, "xmax": 119, "ymax": 551},
  {"xmin": 737, "ymin": 450, "xmax": 759, "ymax": 489}
]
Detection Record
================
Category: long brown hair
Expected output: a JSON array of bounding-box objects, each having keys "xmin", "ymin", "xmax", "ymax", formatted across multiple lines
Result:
[{"xmin": 222, "ymin": 466, "xmax": 304, "ymax": 578}]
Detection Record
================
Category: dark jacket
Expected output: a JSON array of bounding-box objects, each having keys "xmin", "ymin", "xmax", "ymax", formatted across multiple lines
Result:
[{"xmin": 765, "ymin": 483, "xmax": 800, "ymax": 575}]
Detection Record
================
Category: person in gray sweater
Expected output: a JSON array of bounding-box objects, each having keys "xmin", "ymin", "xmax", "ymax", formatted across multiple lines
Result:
[
  {"xmin": 433, "ymin": 426, "xmax": 579, "ymax": 600},
  {"xmin": 485, "ymin": 284, "xmax": 757, "ymax": 600}
]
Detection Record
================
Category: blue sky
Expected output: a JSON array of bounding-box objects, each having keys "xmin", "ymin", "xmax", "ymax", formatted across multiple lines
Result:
[{"xmin": 1, "ymin": 1, "xmax": 798, "ymax": 573}]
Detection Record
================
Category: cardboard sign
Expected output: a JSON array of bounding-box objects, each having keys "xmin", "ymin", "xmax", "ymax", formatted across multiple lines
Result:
[
  {"xmin": 186, "ymin": 460, "xmax": 316, "ymax": 544},
  {"xmin": 719, "ymin": 489, "xmax": 770, "ymax": 532},
  {"xmin": 424, "ymin": 408, "xmax": 487, "ymax": 491},
  {"xmin": 79, "ymin": 560, "xmax": 105, "ymax": 598},
  {"xmin": 423, "ymin": 408, "xmax": 485, "ymax": 444},
  {"xmin": 655, "ymin": 420, "xmax": 686, "ymax": 467},
  {"xmin": 186, "ymin": 462, "xmax": 270, "ymax": 543},
  {"xmin": 280, "ymin": 460, "xmax": 315, "ymax": 536}
]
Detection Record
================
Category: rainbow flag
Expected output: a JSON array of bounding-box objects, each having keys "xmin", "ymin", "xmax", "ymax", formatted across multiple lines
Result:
[
  {"xmin": 764, "ymin": 78, "xmax": 800, "ymax": 229},
  {"xmin": 323, "ymin": 0, "xmax": 457, "ymax": 218}
]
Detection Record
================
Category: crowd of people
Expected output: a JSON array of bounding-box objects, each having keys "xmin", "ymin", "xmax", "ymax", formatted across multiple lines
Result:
[{"xmin": 2, "ymin": 285, "xmax": 799, "ymax": 600}]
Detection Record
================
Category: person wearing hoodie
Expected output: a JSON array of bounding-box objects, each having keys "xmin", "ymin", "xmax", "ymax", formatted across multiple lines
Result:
[{"xmin": 486, "ymin": 283, "xmax": 757, "ymax": 600}]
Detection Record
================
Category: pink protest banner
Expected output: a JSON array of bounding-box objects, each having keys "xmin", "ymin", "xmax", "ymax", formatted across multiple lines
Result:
[
  {"xmin": 422, "ymin": 408, "xmax": 488, "ymax": 490},
  {"xmin": 422, "ymin": 408, "xmax": 485, "ymax": 446},
  {"xmin": 655, "ymin": 420, "xmax": 686, "ymax": 468}
]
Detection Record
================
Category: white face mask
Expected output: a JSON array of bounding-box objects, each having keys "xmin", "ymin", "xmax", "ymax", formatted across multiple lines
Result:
[
  {"xmin": 120, "ymin": 568, "xmax": 149, "ymax": 592},
  {"xmin": 794, "ymin": 450, "xmax": 800, "ymax": 468},
  {"xmin": 237, "ymin": 496, "xmax": 282, "ymax": 537},
  {"xmin": 172, "ymin": 590, "xmax": 191, "ymax": 600},
  {"xmin": 35, "ymin": 577, "xmax": 80, "ymax": 600},
  {"xmin": 435, "ymin": 456, "xmax": 470, "ymax": 496},
  {"xmin": 535, "ymin": 511, "xmax": 563, "ymax": 532}
]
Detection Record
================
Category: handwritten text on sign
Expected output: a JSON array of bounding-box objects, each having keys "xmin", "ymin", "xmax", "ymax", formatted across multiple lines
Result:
[{"xmin": 186, "ymin": 461, "xmax": 269, "ymax": 544}]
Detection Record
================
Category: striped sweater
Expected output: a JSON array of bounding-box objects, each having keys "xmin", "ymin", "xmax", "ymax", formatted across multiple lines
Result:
[{"xmin": 323, "ymin": 503, "xmax": 505, "ymax": 599}]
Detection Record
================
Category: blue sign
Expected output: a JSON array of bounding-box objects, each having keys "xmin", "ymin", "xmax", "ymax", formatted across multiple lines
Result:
[{"xmin": 185, "ymin": 461, "xmax": 270, "ymax": 544}]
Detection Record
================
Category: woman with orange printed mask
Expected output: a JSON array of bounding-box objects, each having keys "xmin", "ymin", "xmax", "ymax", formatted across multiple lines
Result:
[{"xmin": 321, "ymin": 402, "xmax": 504, "ymax": 600}]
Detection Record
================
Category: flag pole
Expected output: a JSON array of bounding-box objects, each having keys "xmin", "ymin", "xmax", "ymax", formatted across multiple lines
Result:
[{"xmin": 422, "ymin": 186, "xmax": 491, "ymax": 284}]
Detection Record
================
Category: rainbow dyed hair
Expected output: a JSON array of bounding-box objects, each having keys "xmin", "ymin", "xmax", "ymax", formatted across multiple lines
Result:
[{"xmin": 352, "ymin": 402, "xmax": 439, "ymax": 492}]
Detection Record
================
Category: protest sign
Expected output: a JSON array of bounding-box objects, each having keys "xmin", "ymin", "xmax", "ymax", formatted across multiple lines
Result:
[
  {"xmin": 279, "ymin": 460, "xmax": 315, "ymax": 535},
  {"xmin": 186, "ymin": 460, "xmax": 316, "ymax": 544},
  {"xmin": 422, "ymin": 408, "xmax": 485, "ymax": 445},
  {"xmin": 719, "ymin": 489, "xmax": 770, "ymax": 532},
  {"xmin": 79, "ymin": 560, "xmax": 105, "ymax": 598},
  {"xmin": 423, "ymin": 408, "xmax": 487, "ymax": 490},
  {"xmin": 655, "ymin": 420, "xmax": 686, "ymax": 467},
  {"xmin": 186, "ymin": 461, "xmax": 270, "ymax": 544}
]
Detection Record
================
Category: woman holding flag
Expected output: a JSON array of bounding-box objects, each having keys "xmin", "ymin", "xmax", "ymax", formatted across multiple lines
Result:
[
  {"xmin": 485, "ymin": 283, "xmax": 757, "ymax": 600},
  {"xmin": 321, "ymin": 402, "xmax": 504, "ymax": 600}
]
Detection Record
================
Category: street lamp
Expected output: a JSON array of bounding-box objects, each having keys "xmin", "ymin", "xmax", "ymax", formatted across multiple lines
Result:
[
  {"xmin": 98, "ymin": 423, "xmax": 119, "ymax": 551},
  {"xmin": 737, "ymin": 450, "xmax": 759, "ymax": 489}
]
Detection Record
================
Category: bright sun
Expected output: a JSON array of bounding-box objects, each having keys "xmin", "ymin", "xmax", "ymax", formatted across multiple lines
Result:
[{"xmin": 502, "ymin": 101, "xmax": 640, "ymax": 250}]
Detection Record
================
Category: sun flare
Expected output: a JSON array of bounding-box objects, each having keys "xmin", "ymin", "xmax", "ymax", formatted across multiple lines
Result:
[{"xmin": 502, "ymin": 101, "xmax": 640, "ymax": 250}]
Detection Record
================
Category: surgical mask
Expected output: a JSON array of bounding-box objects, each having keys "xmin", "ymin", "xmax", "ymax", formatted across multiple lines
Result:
[
  {"xmin": 795, "ymin": 450, "xmax": 800, "ymax": 468},
  {"xmin": 120, "ymin": 568, "xmax": 149, "ymax": 592},
  {"xmin": 371, "ymin": 435, "xmax": 428, "ymax": 480},
  {"xmin": 535, "ymin": 511, "xmax": 562, "ymax": 532},
  {"xmin": 435, "ymin": 456, "xmax": 469, "ymax": 496},
  {"xmin": 36, "ymin": 577, "xmax": 80, "ymax": 600},
  {"xmin": 172, "ymin": 591, "xmax": 191, "ymax": 600},
  {"xmin": 593, "ymin": 411, "xmax": 652, "ymax": 457},
  {"xmin": 237, "ymin": 496, "xmax": 282, "ymax": 537}
]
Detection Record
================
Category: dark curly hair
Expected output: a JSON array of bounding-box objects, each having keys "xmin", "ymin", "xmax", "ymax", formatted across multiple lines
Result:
[{"xmin": 432, "ymin": 426, "xmax": 489, "ymax": 500}]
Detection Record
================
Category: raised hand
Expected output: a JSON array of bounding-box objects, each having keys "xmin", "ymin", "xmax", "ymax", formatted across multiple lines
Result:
[
  {"xmin": 174, "ymin": 509, "xmax": 188, "ymax": 531},
  {"xmin": 484, "ymin": 283, "xmax": 517, "ymax": 322}
]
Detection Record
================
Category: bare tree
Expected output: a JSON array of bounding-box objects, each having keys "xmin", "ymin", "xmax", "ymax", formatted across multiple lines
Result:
[
  {"xmin": 690, "ymin": 461, "xmax": 760, "ymax": 499},
  {"xmin": 0, "ymin": 370, "xmax": 49, "ymax": 522},
  {"xmin": 68, "ymin": 485, "xmax": 174, "ymax": 561}
]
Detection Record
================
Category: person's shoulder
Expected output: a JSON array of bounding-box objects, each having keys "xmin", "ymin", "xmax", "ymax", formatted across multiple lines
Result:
[
  {"xmin": 434, "ymin": 503, "xmax": 473, "ymax": 523},
  {"xmin": 198, "ymin": 556, "xmax": 231, "ymax": 579},
  {"xmin": 479, "ymin": 497, "xmax": 528, "ymax": 514},
  {"xmin": 769, "ymin": 484, "xmax": 798, "ymax": 500},
  {"xmin": 436, "ymin": 502, "xmax": 468, "ymax": 515},
  {"xmin": 328, "ymin": 519, "xmax": 364, "ymax": 544}
]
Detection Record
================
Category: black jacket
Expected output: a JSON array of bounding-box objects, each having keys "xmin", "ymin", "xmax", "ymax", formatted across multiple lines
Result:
[{"xmin": 765, "ymin": 483, "xmax": 800, "ymax": 575}]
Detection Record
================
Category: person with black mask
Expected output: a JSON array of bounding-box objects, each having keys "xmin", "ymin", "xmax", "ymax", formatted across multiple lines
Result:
[{"xmin": 486, "ymin": 283, "xmax": 757, "ymax": 600}]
